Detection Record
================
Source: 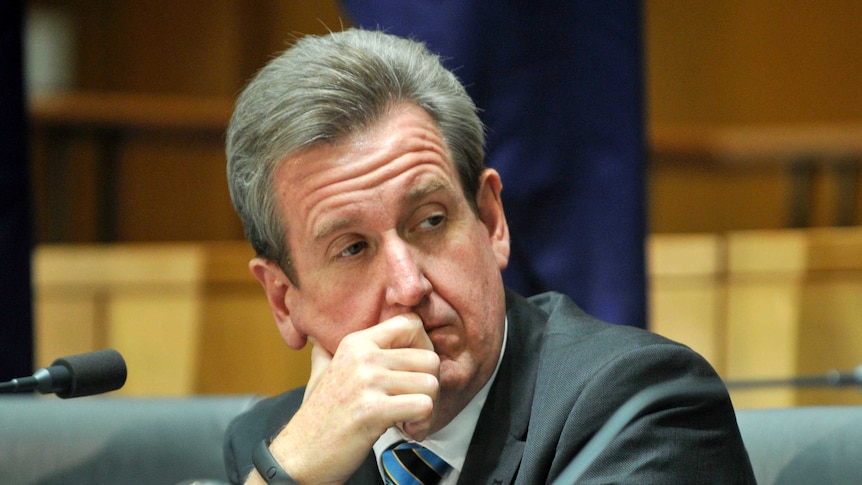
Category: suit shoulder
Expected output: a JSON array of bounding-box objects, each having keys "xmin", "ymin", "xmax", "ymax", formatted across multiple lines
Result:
[
  {"xmin": 523, "ymin": 291, "xmax": 717, "ymax": 387},
  {"xmin": 529, "ymin": 291, "xmax": 685, "ymax": 348}
]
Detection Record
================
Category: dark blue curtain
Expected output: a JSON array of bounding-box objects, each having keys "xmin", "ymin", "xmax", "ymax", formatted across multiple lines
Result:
[
  {"xmin": 341, "ymin": 1, "xmax": 646, "ymax": 328},
  {"xmin": 1, "ymin": 0, "xmax": 34, "ymax": 379}
]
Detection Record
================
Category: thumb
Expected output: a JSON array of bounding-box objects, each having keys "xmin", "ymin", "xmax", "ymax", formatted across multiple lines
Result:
[{"xmin": 304, "ymin": 338, "xmax": 332, "ymax": 402}]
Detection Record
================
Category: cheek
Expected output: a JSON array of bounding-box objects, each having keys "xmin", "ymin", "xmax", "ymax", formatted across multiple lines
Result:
[
  {"xmin": 290, "ymin": 282, "xmax": 382, "ymax": 354},
  {"xmin": 440, "ymin": 232, "xmax": 501, "ymax": 299},
  {"xmin": 433, "ymin": 234, "xmax": 505, "ymax": 337}
]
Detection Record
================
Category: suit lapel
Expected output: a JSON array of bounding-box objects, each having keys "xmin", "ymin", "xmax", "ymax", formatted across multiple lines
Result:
[{"xmin": 457, "ymin": 291, "xmax": 546, "ymax": 484}]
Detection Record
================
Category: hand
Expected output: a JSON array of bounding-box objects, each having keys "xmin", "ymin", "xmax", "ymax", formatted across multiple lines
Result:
[{"xmin": 262, "ymin": 313, "xmax": 440, "ymax": 485}]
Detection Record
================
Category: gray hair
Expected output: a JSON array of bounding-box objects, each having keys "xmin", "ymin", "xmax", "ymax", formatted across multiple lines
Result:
[{"xmin": 226, "ymin": 28, "xmax": 485, "ymax": 285}]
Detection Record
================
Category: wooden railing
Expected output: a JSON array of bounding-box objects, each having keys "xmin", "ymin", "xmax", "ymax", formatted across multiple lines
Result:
[
  {"xmin": 651, "ymin": 123, "xmax": 862, "ymax": 228},
  {"xmin": 29, "ymin": 92, "xmax": 235, "ymax": 242}
]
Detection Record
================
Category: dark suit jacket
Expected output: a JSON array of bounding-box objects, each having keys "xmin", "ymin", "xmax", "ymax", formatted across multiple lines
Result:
[{"xmin": 224, "ymin": 291, "xmax": 755, "ymax": 484}]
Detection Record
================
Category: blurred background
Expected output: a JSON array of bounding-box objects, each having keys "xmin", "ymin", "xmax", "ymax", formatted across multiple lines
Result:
[{"xmin": 4, "ymin": 0, "xmax": 862, "ymax": 408}]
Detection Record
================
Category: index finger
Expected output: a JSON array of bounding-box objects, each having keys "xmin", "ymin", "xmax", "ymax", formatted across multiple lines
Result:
[
  {"xmin": 304, "ymin": 338, "xmax": 333, "ymax": 402},
  {"xmin": 365, "ymin": 313, "xmax": 433, "ymax": 352}
]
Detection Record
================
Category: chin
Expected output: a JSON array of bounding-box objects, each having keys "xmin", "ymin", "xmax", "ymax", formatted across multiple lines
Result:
[{"xmin": 438, "ymin": 358, "xmax": 481, "ymax": 394}]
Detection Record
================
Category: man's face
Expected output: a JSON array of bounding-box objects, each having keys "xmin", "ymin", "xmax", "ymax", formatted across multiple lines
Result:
[{"xmin": 269, "ymin": 102, "xmax": 510, "ymax": 427}]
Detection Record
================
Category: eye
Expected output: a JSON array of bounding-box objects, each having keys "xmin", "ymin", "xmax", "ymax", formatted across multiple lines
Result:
[
  {"xmin": 418, "ymin": 213, "xmax": 446, "ymax": 230},
  {"xmin": 338, "ymin": 240, "xmax": 368, "ymax": 258}
]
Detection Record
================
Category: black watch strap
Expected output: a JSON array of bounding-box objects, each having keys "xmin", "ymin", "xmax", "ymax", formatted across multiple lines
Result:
[{"xmin": 252, "ymin": 438, "xmax": 298, "ymax": 484}]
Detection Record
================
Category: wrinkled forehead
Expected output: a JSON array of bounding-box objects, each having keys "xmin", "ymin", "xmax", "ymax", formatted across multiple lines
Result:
[
  {"xmin": 276, "ymin": 103, "xmax": 456, "ymax": 188},
  {"xmin": 272, "ymin": 103, "xmax": 461, "ymax": 220}
]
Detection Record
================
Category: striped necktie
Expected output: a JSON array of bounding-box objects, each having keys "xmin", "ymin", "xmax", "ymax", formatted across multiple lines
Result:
[{"xmin": 382, "ymin": 441, "xmax": 452, "ymax": 485}]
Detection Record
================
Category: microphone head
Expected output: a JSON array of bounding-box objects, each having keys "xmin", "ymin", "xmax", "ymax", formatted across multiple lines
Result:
[{"xmin": 50, "ymin": 349, "xmax": 127, "ymax": 399}]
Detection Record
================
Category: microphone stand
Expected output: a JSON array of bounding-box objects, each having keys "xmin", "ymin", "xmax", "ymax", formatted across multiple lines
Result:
[
  {"xmin": 551, "ymin": 364, "xmax": 862, "ymax": 485},
  {"xmin": 725, "ymin": 364, "xmax": 862, "ymax": 390},
  {"xmin": 0, "ymin": 349, "xmax": 126, "ymax": 398}
]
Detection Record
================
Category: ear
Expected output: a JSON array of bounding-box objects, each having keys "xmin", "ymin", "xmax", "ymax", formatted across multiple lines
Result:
[
  {"xmin": 476, "ymin": 168, "xmax": 510, "ymax": 270},
  {"xmin": 249, "ymin": 257, "xmax": 308, "ymax": 349}
]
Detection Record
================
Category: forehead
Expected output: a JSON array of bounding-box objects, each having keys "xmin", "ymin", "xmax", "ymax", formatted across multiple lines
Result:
[
  {"xmin": 282, "ymin": 104, "xmax": 453, "ymax": 180},
  {"xmin": 273, "ymin": 104, "xmax": 461, "ymax": 232}
]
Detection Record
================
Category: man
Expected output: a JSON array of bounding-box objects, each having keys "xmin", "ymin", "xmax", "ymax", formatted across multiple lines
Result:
[{"xmin": 224, "ymin": 29, "xmax": 754, "ymax": 484}]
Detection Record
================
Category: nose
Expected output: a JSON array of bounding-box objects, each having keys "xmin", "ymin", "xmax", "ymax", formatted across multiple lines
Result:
[{"xmin": 383, "ymin": 235, "xmax": 432, "ymax": 309}]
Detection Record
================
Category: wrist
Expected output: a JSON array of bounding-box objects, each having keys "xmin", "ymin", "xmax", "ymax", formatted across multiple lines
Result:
[{"xmin": 252, "ymin": 438, "xmax": 298, "ymax": 484}]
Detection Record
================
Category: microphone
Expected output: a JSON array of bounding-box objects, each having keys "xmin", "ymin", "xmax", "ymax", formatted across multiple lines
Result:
[
  {"xmin": 0, "ymin": 349, "xmax": 127, "ymax": 398},
  {"xmin": 551, "ymin": 364, "xmax": 862, "ymax": 484}
]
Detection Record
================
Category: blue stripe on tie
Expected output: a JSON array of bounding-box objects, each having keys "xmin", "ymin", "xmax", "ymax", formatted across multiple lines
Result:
[{"xmin": 382, "ymin": 442, "xmax": 451, "ymax": 485}]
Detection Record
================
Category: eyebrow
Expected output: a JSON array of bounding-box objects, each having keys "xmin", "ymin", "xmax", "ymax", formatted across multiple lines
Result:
[
  {"xmin": 311, "ymin": 179, "xmax": 454, "ymax": 244},
  {"xmin": 405, "ymin": 179, "xmax": 450, "ymax": 204},
  {"xmin": 313, "ymin": 216, "xmax": 361, "ymax": 245}
]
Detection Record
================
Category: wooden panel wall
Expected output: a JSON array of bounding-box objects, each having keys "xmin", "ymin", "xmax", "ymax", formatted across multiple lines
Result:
[
  {"xmin": 646, "ymin": 0, "xmax": 862, "ymax": 125},
  {"xmin": 33, "ymin": 242, "xmax": 312, "ymax": 396},
  {"xmin": 651, "ymin": 227, "xmax": 862, "ymax": 409}
]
